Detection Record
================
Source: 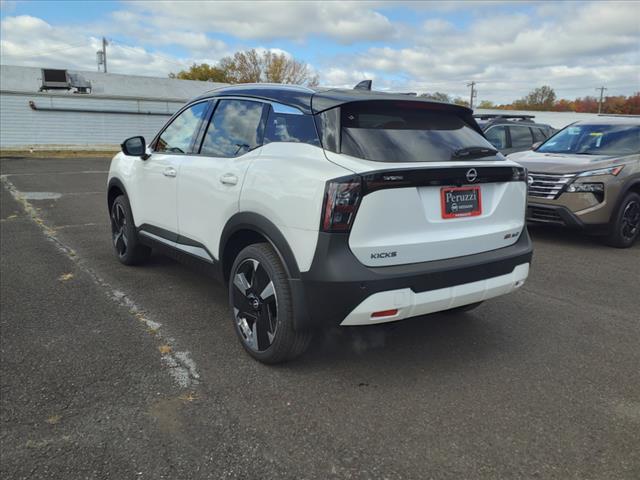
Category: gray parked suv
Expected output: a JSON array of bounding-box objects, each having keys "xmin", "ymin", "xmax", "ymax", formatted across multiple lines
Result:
[{"xmin": 475, "ymin": 114, "xmax": 555, "ymax": 155}]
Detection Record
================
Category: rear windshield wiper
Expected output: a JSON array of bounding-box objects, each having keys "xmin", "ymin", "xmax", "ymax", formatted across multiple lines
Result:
[{"xmin": 451, "ymin": 146, "xmax": 499, "ymax": 160}]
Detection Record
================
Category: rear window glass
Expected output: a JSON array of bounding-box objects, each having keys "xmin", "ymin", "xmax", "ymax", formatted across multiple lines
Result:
[
  {"xmin": 264, "ymin": 109, "xmax": 320, "ymax": 146},
  {"xmin": 508, "ymin": 125, "xmax": 533, "ymax": 149},
  {"xmin": 338, "ymin": 102, "xmax": 498, "ymax": 162},
  {"xmin": 485, "ymin": 126, "xmax": 507, "ymax": 150},
  {"xmin": 531, "ymin": 127, "xmax": 547, "ymax": 142}
]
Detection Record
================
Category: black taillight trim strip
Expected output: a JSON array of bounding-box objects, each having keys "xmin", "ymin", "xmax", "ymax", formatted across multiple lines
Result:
[
  {"xmin": 320, "ymin": 166, "xmax": 525, "ymax": 233},
  {"xmin": 361, "ymin": 166, "xmax": 526, "ymax": 195}
]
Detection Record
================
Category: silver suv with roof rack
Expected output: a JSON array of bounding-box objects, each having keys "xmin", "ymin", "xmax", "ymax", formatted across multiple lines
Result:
[{"xmin": 475, "ymin": 114, "xmax": 555, "ymax": 155}]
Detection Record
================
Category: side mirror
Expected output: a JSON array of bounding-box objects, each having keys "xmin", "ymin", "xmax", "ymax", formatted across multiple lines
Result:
[
  {"xmin": 531, "ymin": 141, "xmax": 543, "ymax": 150},
  {"xmin": 121, "ymin": 136, "xmax": 150, "ymax": 159}
]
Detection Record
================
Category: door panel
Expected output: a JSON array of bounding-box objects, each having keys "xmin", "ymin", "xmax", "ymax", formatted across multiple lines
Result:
[
  {"xmin": 131, "ymin": 153, "xmax": 182, "ymax": 231},
  {"xmin": 177, "ymin": 99, "xmax": 267, "ymax": 259},
  {"xmin": 131, "ymin": 101, "xmax": 209, "ymax": 233}
]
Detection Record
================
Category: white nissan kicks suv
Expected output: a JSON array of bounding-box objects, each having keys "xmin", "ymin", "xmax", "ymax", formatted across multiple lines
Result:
[{"xmin": 108, "ymin": 84, "xmax": 533, "ymax": 363}]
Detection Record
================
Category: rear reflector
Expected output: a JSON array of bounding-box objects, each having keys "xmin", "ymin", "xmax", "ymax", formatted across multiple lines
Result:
[{"xmin": 371, "ymin": 309, "xmax": 398, "ymax": 318}]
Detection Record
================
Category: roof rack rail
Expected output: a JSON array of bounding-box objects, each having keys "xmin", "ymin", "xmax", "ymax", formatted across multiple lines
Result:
[
  {"xmin": 598, "ymin": 114, "xmax": 640, "ymax": 118},
  {"xmin": 473, "ymin": 114, "xmax": 535, "ymax": 121}
]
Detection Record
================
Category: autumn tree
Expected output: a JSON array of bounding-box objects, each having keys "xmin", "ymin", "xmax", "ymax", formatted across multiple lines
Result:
[
  {"xmin": 513, "ymin": 86, "xmax": 557, "ymax": 110},
  {"xmin": 169, "ymin": 63, "xmax": 230, "ymax": 82},
  {"xmin": 478, "ymin": 100, "xmax": 496, "ymax": 109},
  {"xmin": 452, "ymin": 97, "xmax": 470, "ymax": 107},
  {"xmin": 170, "ymin": 49, "xmax": 319, "ymax": 86},
  {"xmin": 478, "ymin": 90, "xmax": 638, "ymax": 114}
]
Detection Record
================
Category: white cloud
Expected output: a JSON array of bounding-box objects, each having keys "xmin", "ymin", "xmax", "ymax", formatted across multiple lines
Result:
[
  {"xmin": 0, "ymin": 15, "xmax": 194, "ymax": 76},
  {"xmin": 321, "ymin": 67, "xmax": 377, "ymax": 88},
  {"xmin": 351, "ymin": 2, "xmax": 640, "ymax": 102},
  {"xmin": 120, "ymin": 1, "xmax": 397, "ymax": 44},
  {"xmin": 0, "ymin": 1, "xmax": 638, "ymax": 104}
]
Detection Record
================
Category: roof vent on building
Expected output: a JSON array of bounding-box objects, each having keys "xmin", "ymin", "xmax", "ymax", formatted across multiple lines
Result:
[
  {"xmin": 68, "ymin": 73, "xmax": 92, "ymax": 94},
  {"xmin": 40, "ymin": 69, "xmax": 71, "ymax": 91}
]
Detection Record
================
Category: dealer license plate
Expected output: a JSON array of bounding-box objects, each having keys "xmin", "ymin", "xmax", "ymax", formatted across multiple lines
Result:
[{"xmin": 441, "ymin": 186, "xmax": 482, "ymax": 219}]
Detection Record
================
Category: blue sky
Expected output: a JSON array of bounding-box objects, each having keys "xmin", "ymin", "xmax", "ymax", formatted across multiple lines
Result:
[{"xmin": 1, "ymin": 1, "xmax": 638, "ymax": 103}]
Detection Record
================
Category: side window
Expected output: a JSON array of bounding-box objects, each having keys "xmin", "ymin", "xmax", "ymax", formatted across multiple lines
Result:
[
  {"xmin": 509, "ymin": 125, "xmax": 533, "ymax": 149},
  {"xmin": 155, "ymin": 102, "xmax": 208, "ymax": 154},
  {"xmin": 200, "ymin": 99, "xmax": 265, "ymax": 157},
  {"xmin": 264, "ymin": 107, "xmax": 320, "ymax": 146},
  {"xmin": 485, "ymin": 126, "xmax": 507, "ymax": 150},
  {"xmin": 531, "ymin": 127, "xmax": 547, "ymax": 142}
]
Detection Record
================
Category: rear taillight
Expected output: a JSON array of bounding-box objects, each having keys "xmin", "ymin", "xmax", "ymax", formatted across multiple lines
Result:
[{"xmin": 321, "ymin": 176, "xmax": 362, "ymax": 232}]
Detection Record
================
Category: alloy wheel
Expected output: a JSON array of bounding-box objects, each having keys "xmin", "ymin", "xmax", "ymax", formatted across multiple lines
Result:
[
  {"xmin": 110, "ymin": 203, "xmax": 128, "ymax": 258},
  {"xmin": 231, "ymin": 258, "xmax": 278, "ymax": 352},
  {"xmin": 621, "ymin": 200, "xmax": 640, "ymax": 241}
]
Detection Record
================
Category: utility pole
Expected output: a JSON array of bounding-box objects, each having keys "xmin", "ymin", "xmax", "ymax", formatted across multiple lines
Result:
[
  {"xmin": 467, "ymin": 81, "xmax": 476, "ymax": 109},
  {"xmin": 102, "ymin": 37, "xmax": 108, "ymax": 73},
  {"xmin": 596, "ymin": 86, "xmax": 607, "ymax": 114}
]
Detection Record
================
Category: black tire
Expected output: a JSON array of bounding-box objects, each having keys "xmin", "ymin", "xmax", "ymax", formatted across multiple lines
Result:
[
  {"xmin": 228, "ymin": 243, "xmax": 312, "ymax": 364},
  {"xmin": 444, "ymin": 301, "xmax": 483, "ymax": 313},
  {"xmin": 605, "ymin": 192, "xmax": 640, "ymax": 248},
  {"xmin": 109, "ymin": 195, "xmax": 151, "ymax": 265}
]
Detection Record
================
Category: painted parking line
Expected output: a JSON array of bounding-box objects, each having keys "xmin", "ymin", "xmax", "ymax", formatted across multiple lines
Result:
[
  {"xmin": 0, "ymin": 174, "xmax": 200, "ymax": 389},
  {"xmin": 1, "ymin": 170, "xmax": 109, "ymax": 177}
]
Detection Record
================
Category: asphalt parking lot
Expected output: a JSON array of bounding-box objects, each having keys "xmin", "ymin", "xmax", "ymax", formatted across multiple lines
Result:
[{"xmin": 1, "ymin": 156, "xmax": 639, "ymax": 480}]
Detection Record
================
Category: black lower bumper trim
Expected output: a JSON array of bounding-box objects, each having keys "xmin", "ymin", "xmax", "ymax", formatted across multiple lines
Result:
[
  {"xmin": 294, "ymin": 229, "xmax": 533, "ymax": 330},
  {"xmin": 527, "ymin": 203, "xmax": 607, "ymax": 234}
]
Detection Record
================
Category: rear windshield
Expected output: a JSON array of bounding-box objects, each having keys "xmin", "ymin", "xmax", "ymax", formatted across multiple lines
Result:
[
  {"xmin": 537, "ymin": 124, "xmax": 640, "ymax": 156},
  {"xmin": 335, "ymin": 102, "xmax": 499, "ymax": 162}
]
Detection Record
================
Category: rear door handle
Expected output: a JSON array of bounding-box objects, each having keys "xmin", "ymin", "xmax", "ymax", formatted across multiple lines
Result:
[
  {"xmin": 220, "ymin": 173, "xmax": 238, "ymax": 186},
  {"xmin": 163, "ymin": 167, "xmax": 177, "ymax": 178}
]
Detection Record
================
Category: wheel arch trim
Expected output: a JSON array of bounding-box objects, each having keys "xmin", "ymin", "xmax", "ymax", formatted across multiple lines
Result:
[
  {"xmin": 220, "ymin": 212, "xmax": 301, "ymax": 281},
  {"xmin": 107, "ymin": 177, "xmax": 128, "ymax": 210},
  {"xmin": 610, "ymin": 176, "xmax": 640, "ymax": 223}
]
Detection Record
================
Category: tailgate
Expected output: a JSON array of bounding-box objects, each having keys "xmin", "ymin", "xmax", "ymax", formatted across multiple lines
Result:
[{"xmin": 349, "ymin": 166, "xmax": 527, "ymax": 267}]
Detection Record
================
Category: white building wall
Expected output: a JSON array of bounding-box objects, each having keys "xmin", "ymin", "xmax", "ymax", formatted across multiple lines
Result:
[
  {"xmin": 0, "ymin": 92, "xmax": 183, "ymax": 149},
  {"xmin": 0, "ymin": 64, "xmax": 224, "ymax": 150}
]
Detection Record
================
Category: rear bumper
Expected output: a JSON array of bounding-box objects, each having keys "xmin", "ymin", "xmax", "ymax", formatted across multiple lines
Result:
[
  {"xmin": 290, "ymin": 229, "xmax": 533, "ymax": 330},
  {"xmin": 341, "ymin": 263, "xmax": 529, "ymax": 326}
]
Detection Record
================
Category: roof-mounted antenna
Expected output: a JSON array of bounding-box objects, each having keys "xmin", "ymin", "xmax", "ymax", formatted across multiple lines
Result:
[{"xmin": 354, "ymin": 80, "xmax": 372, "ymax": 91}]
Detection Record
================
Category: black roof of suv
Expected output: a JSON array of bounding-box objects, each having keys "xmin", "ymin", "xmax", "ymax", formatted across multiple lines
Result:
[{"xmin": 195, "ymin": 83, "xmax": 477, "ymax": 118}]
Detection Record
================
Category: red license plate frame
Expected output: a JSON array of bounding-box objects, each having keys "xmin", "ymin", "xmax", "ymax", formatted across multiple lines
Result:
[{"xmin": 441, "ymin": 185, "xmax": 482, "ymax": 219}]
